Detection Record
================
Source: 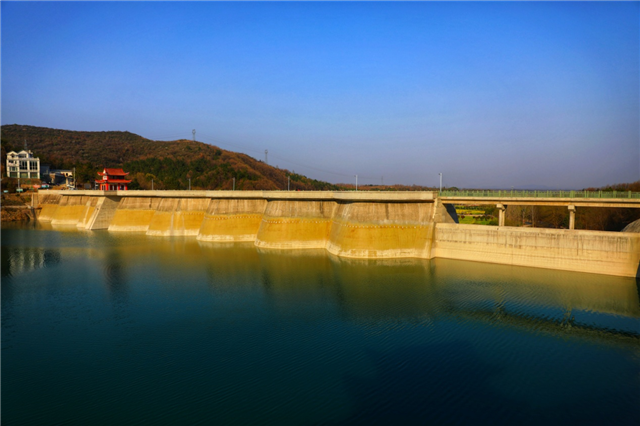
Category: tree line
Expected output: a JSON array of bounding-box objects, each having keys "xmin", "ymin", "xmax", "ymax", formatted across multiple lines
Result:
[{"xmin": 0, "ymin": 125, "xmax": 339, "ymax": 191}]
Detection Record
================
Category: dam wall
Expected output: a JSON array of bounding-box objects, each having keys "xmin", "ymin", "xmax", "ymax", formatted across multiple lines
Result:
[
  {"xmin": 147, "ymin": 198, "xmax": 210, "ymax": 236},
  {"xmin": 37, "ymin": 194, "xmax": 62, "ymax": 222},
  {"xmin": 433, "ymin": 223, "xmax": 640, "ymax": 278},
  {"xmin": 109, "ymin": 196, "xmax": 162, "ymax": 232},
  {"xmin": 327, "ymin": 202, "xmax": 436, "ymax": 259},
  {"xmin": 35, "ymin": 190, "xmax": 639, "ymax": 277},
  {"xmin": 50, "ymin": 195, "xmax": 95, "ymax": 226},
  {"xmin": 256, "ymin": 200, "xmax": 337, "ymax": 249},
  {"xmin": 77, "ymin": 196, "xmax": 100, "ymax": 229},
  {"xmin": 85, "ymin": 196, "xmax": 121, "ymax": 230},
  {"xmin": 198, "ymin": 198, "xmax": 267, "ymax": 242}
]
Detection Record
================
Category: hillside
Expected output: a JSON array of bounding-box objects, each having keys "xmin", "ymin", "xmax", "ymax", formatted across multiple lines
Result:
[{"xmin": 0, "ymin": 124, "xmax": 338, "ymax": 191}]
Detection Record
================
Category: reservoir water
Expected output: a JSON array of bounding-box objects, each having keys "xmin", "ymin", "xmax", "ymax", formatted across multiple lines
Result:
[{"xmin": 2, "ymin": 223, "xmax": 639, "ymax": 425}]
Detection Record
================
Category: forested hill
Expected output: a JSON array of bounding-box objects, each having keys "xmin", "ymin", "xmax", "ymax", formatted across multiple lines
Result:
[{"xmin": 0, "ymin": 124, "xmax": 338, "ymax": 191}]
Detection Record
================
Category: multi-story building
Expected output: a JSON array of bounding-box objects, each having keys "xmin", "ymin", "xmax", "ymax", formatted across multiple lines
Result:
[{"xmin": 6, "ymin": 150, "xmax": 40, "ymax": 179}]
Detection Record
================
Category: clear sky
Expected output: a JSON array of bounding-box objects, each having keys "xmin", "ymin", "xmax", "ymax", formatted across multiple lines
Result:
[{"xmin": 2, "ymin": 1, "xmax": 638, "ymax": 189}]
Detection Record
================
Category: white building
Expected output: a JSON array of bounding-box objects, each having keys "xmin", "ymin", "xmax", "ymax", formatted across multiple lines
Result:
[{"xmin": 6, "ymin": 150, "xmax": 40, "ymax": 179}]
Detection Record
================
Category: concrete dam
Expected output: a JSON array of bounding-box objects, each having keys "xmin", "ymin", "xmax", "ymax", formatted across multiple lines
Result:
[{"xmin": 34, "ymin": 190, "xmax": 640, "ymax": 278}]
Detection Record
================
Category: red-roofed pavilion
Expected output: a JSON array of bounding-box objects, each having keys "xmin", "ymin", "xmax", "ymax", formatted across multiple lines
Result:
[{"xmin": 96, "ymin": 168, "xmax": 131, "ymax": 191}]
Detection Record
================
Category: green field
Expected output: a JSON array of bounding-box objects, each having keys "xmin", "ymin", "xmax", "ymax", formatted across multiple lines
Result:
[
  {"xmin": 454, "ymin": 206, "xmax": 498, "ymax": 225},
  {"xmin": 458, "ymin": 216, "xmax": 498, "ymax": 226},
  {"xmin": 456, "ymin": 208, "xmax": 484, "ymax": 215}
]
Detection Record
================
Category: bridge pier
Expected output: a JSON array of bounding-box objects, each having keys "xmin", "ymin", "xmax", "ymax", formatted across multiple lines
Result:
[
  {"xmin": 497, "ymin": 204, "xmax": 506, "ymax": 226},
  {"xmin": 568, "ymin": 205, "xmax": 576, "ymax": 230}
]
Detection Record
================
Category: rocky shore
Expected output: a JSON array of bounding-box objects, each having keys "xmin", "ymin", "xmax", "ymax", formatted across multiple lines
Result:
[{"xmin": 1, "ymin": 194, "xmax": 33, "ymax": 222}]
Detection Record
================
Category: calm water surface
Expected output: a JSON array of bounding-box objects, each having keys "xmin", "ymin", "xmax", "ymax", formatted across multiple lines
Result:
[{"xmin": 2, "ymin": 223, "xmax": 639, "ymax": 425}]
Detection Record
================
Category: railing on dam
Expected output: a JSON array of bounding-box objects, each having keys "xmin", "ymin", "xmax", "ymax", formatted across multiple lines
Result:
[{"xmin": 439, "ymin": 190, "xmax": 640, "ymax": 199}]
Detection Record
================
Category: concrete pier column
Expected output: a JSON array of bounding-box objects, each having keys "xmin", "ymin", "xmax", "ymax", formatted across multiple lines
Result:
[
  {"xmin": 568, "ymin": 205, "xmax": 576, "ymax": 230},
  {"xmin": 497, "ymin": 204, "xmax": 506, "ymax": 226}
]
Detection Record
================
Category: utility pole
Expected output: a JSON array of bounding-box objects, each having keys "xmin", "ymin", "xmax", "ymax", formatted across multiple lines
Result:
[
  {"xmin": 20, "ymin": 129, "xmax": 25, "ymax": 192},
  {"xmin": 288, "ymin": 176, "xmax": 290, "ymax": 191},
  {"xmin": 355, "ymin": 175, "xmax": 358, "ymax": 191},
  {"xmin": 192, "ymin": 129, "xmax": 196, "ymax": 142},
  {"xmin": 152, "ymin": 179, "xmax": 154, "ymax": 191},
  {"xmin": 265, "ymin": 150, "xmax": 268, "ymax": 165},
  {"xmin": 439, "ymin": 173, "xmax": 442, "ymax": 193},
  {"xmin": 188, "ymin": 178, "xmax": 191, "ymax": 191}
]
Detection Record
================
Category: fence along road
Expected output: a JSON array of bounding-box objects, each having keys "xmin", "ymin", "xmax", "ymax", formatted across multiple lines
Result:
[
  {"xmin": 438, "ymin": 190, "xmax": 640, "ymax": 228},
  {"xmin": 439, "ymin": 190, "xmax": 640, "ymax": 208}
]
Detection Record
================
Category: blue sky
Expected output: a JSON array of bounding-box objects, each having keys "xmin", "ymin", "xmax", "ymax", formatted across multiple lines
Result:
[{"xmin": 2, "ymin": 2, "xmax": 638, "ymax": 189}]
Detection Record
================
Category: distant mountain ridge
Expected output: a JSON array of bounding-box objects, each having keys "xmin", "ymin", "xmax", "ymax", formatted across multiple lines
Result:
[{"xmin": 0, "ymin": 124, "xmax": 338, "ymax": 191}]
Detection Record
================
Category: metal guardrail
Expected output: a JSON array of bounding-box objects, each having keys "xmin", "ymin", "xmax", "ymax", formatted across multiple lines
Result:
[{"xmin": 439, "ymin": 190, "xmax": 640, "ymax": 199}]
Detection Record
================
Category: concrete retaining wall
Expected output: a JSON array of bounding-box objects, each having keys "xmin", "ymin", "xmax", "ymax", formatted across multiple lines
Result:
[
  {"xmin": 327, "ymin": 202, "xmax": 435, "ymax": 259},
  {"xmin": 51, "ymin": 196, "xmax": 93, "ymax": 226},
  {"xmin": 37, "ymin": 194, "xmax": 62, "ymax": 222},
  {"xmin": 255, "ymin": 200, "xmax": 337, "ymax": 249},
  {"xmin": 147, "ymin": 198, "xmax": 210, "ymax": 236},
  {"xmin": 198, "ymin": 199, "xmax": 267, "ymax": 242},
  {"xmin": 85, "ymin": 196, "xmax": 121, "ymax": 230},
  {"xmin": 433, "ymin": 223, "xmax": 640, "ymax": 277},
  {"xmin": 77, "ymin": 197, "xmax": 100, "ymax": 229},
  {"xmin": 109, "ymin": 197, "xmax": 161, "ymax": 232}
]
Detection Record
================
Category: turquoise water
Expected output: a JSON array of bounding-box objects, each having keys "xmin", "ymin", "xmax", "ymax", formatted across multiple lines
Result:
[{"xmin": 2, "ymin": 223, "xmax": 639, "ymax": 425}]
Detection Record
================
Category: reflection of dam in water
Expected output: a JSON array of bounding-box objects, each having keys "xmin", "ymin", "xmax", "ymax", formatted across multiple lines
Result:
[
  {"xmin": 254, "ymin": 252, "xmax": 640, "ymax": 348},
  {"xmin": 64, "ymin": 234, "xmax": 637, "ymax": 347},
  {"xmin": 5, "ymin": 227, "xmax": 638, "ymax": 344}
]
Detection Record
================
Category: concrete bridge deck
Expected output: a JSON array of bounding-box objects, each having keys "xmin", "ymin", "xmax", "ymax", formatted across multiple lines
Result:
[{"xmin": 440, "ymin": 196, "xmax": 640, "ymax": 208}]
